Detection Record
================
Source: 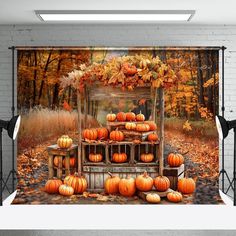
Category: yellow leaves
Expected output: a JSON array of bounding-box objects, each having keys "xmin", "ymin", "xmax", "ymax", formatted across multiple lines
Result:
[
  {"xmin": 183, "ymin": 120, "xmax": 192, "ymax": 132},
  {"xmin": 203, "ymin": 73, "xmax": 219, "ymax": 88},
  {"xmin": 198, "ymin": 107, "xmax": 213, "ymax": 120}
]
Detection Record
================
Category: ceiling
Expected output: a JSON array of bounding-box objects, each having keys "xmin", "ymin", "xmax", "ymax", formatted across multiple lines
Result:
[{"xmin": 0, "ymin": 0, "xmax": 236, "ymax": 24}]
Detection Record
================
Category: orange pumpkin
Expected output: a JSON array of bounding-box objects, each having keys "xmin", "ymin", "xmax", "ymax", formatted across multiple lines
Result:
[
  {"xmin": 167, "ymin": 152, "xmax": 184, "ymax": 167},
  {"xmin": 89, "ymin": 153, "xmax": 103, "ymax": 162},
  {"xmin": 126, "ymin": 111, "xmax": 136, "ymax": 121},
  {"xmin": 104, "ymin": 172, "xmax": 121, "ymax": 194},
  {"xmin": 97, "ymin": 127, "xmax": 109, "ymax": 140},
  {"xmin": 106, "ymin": 112, "xmax": 116, "ymax": 122},
  {"xmin": 136, "ymin": 123, "xmax": 150, "ymax": 132},
  {"xmin": 116, "ymin": 112, "xmax": 126, "ymax": 122},
  {"xmin": 112, "ymin": 153, "xmax": 127, "ymax": 163},
  {"xmin": 59, "ymin": 184, "xmax": 74, "ymax": 196},
  {"xmin": 62, "ymin": 157, "xmax": 76, "ymax": 168},
  {"xmin": 119, "ymin": 176, "xmax": 136, "ymax": 197},
  {"xmin": 83, "ymin": 128, "xmax": 98, "ymax": 140},
  {"xmin": 57, "ymin": 135, "xmax": 73, "ymax": 149},
  {"xmin": 45, "ymin": 178, "xmax": 62, "ymax": 194},
  {"xmin": 125, "ymin": 122, "xmax": 136, "ymax": 130},
  {"xmin": 154, "ymin": 176, "xmax": 170, "ymax": 192},
  {"xmin": 110, "ymin": 130, "xmax": 124, "ymax": 142},
  {"xmin": 136, "ymin": 111, "xmax": 145, "ymax": 121},
  {"xmin": 145, "ymin": 121, "xmax": 157, "ymax": 131},
  {"xmin": 64, "ymin": 172, "xmax": 87, "ymax": 194},
  {"xmin": 178, "ymin": 178, "xmax": 196, "ymax": 194},
  {"xmin": 135, "ymin": 171, "xmax": 153, "ymax": 191},
  {"xmin": 148, "ymin": 133, "xmax": 158, "ymax": 142},
  {"xmin": 122, "ymin": 63, "xmax": 137, "ymax": 75},
  {"xmin": 140, "ymin": 153, "xmax": 154, "ymax": 163},
  {"xmin": 167, "ymin": 191, "xmax": 183, "ymax": 203},
  {"xmin": 53, "ymin": 156, "xmax": 61, "ymax": 167}
]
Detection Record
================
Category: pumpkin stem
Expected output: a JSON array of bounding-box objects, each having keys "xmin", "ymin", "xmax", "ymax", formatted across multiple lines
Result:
[
  {"xmin": 108, "ymin": 172, "xmax": 113, "ymax": 177},
  {"xmin": 143, "ymin": 171, "xmax": 148, "ymax": 177}
]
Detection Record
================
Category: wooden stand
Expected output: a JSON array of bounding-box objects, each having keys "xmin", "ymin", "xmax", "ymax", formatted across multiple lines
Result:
[
  {"xmin": 137, "ymin": 189, "xmax": 174, "ymax": 201},
  {"xmin": 47, "ymin": 144, "xmax": 79, "ymax": 179}
]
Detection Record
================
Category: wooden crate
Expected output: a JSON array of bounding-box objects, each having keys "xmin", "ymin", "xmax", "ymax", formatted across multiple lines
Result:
[{"xmin": 137, "ymin": 189, "xmax": 174, "ymax": 202}]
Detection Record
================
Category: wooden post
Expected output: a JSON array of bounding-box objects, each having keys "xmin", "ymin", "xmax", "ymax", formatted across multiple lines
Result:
[
  {"xmin": 153, "ymin": 88, "xmax": 158, "ymax": 124},
  {"xmin": 84, "ymin": 85, "xmax": 88, "ymax": 128},
  {"xmin": 77, "ymin": 89, "xmax": 82, "ymax": 174},
  {"xmin": 57, "ymin": 156, "xmax": 63, "ymax": 179},
  {"xmin": 158, "ymin": 88, "xmax": 164, "ymax": 175},
  {"xmin": 64, "ymin": 154, "xmax": 70, "ymax": 176},
  {"xmin": 48, "ymin": 155, "xmax": 54, "ymax": 179},
  {"xmin": 130, "ymin": 144, "xmax": 135, "ymax": 165}
]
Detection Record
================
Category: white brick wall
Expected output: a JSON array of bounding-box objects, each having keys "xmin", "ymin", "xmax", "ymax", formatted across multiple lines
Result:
[{"xmin": 0, "ymin": 24, "xmax": 235, "ymax": 190}]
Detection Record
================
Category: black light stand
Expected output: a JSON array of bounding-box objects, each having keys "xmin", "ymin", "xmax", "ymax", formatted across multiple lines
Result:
[{"xmin": 0, "ymin": 128, "xmax": 2, "ymax": 206}]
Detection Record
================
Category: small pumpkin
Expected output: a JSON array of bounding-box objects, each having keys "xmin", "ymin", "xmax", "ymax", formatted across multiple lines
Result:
[
  {"xmin": 154, "ymin": 176, "xmax": 170, "ymax": 192},
  {"xmin": 136, "ymin": 123, "xmax": 150, "ymax": 132},
  {"xmin": 45, "ymin": 178, "xmax": 62, "ymax": 194},
  {"xmin": 112, "ymin": 153, "xmax": 127, "ymax": 163},
  {"xmin": 178, "ymin": 178, "xmax": 196, "ymax": 194},
  {"xmin": 82, "ymin": 128, "xmax": 98, "ymax": 140},
  {"xmin": 135, "ymin": 171, "xmax": 154, "ymax": 191},
  {"xmin": 104, "ymin": 172, "xmax": 121, "ymax": 194},
  {"xmin": 136, "ymin": 111, "xmax": 145, "ymax": 121},
  {"xmin": 148, "ymin": 133, "xmax": 158, "ymax": 142},
  {"xmin": 53, "ymin": 156, "xmax": 61, "ymax": 167},
  {"xmin": 106, "ymin": 112, "xmax": 116, "ymax": 122},
  {"xmin": 167, "ymin": 191, "xmax": 183, "ymax": 203},
  {"xmin": 122, "ymin": 63, "xmax": 137, "ymax": 75},
  {"xmin": 97, "ymin": 127, "xmax": 109, "ymax": 140},
  {"xmin": 126, "ymin": 111, "xmax": 136, "ymax": 121},
  {"xmin": 167, "ymin": 152, "xmax": 184, "ymax": 167},
  {"xmin": 116, "ymin": 112, "xmax": 126, "ymax": 122},
  {"xmin": 64, "ymin": 172, "xmax": 87, "ymax": 194},
  {"xmin": 62, "ymin": 157, "xmax": 76, "ymax": 168},
  {"xmin": 89, "ymin": 153, "xmax": 103, "ymax": 162},
  {"xmin": 110, "ymin": 130, "xmax": 124, "ymax": 142},
  {"xmin": 119, "ymin": 176, "xmax": 136, "ymax": 197},
  {"xmin": 59, "ymin": 184, "xmax": 74, "ymax": 196},
  {"xmin": 57, "ymin": 135, "xmax": 73, "ymax": 149},
  {"xmin": 125, "ymin": 122, "xmax": 136, "ymax": 130},
  {"xmin": 140, "ymin": 153, "xmax": 154, "ymax": 163},
  {"xmin": 146, "ymin": 193, "xmax": 161, "ymax": 204},
  {"xmin": 145, "ymin": 121, "xmax": 157, "ymax": 131}
]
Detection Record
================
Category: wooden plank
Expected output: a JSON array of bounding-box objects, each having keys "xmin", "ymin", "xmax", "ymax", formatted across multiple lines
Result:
[
  {"xmin": 57, "ymin": 156, "xmax": 63, "ymax": 179},
  {"xmin": 48, "ymin": 155, "xmax": 54, "ymax": 179},
  {"xmin": 153, "ymin": 88, "xmax": 158, "ymax": 123},
  {"xmin": 137, "ymin": 189, "xmax": 174, "ymax": 201},
  {"xmin": 163, "ymin": 164, "xmax": 185, "ymax": 176},
  {"xmin": 77, "ymin": 89, "xmax": 82, "ymax": 174},
  {"xmin": 167, "ymin": 172, "xmax": 184, "ymax": 191},
  {"xmin": 64, "ymin": 154, "xmax": 70, "ymax": 176}
]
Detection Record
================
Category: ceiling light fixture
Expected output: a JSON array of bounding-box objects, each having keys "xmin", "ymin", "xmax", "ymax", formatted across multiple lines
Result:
[{"xmin": 35, "ymin": 10, "xmax": 195, "ymax": 22}]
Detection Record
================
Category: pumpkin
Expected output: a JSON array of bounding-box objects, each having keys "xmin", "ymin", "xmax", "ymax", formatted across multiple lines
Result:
[
  {"xmin": 59, "ymin": 184, "xmax": 74, "ymax": 196},
  {"xmin": 126, "ymin": 111, "xmax": 136, "ymax": 121},
  {"xmin": 145, "ymin": 121, "xmax": 157, "ymax": 131},
  {"xmin": 167, "ymin": 191, "xmax": 183, "ymax": 203},
  {"xmin": 104, "ymin": 172, "xmax": 121, "ymax": 194},
  {"xmin": 45, "ymin": 178, "xmax": 62, "ymax": 194},
  {"xmin": 178, "ymin": 178, "xmax": 196, "ymax": 194},
  {"xmin": 53, "ymin": 156, "xmax": 61, "ymax": 167},
  {"xmin": 116, "ymin": 112, "xmax": 126, "ymax": 122},
  {"xmin": 148, "ymin": 133, "xmax": 158, "ymax": 142},
  {"xmin": 82, "ymin": 128, "xmax": 98, "ymax": 140},
  {"xmin": 136, "ymin": 111, "xmax": 145, "ymax": 121},
  {"xmin": 57, "ymin": 135, "xmax": 73, "ymax": 149},
  {"xmin": 136, "ymin": 123, "xmax": 150, "ymax": 132},
  {"xmin": 110, "ymin": 130, "xmax": 124, "ymax": 142},
  {"xmin": 154, "ymin": 176, "xmax": 170, "ymax": 192},
  {"xmin": 97, "ymin": 127, "xmax": 109, "ymax": 140},
  {"xmin": 135, "ymin": 171, "xmax": 153, "ymax": 191},
  {"xmin": 140, "ymin": 153, "xmax": 154, "ymax": 163},
  {"xmin": 112, "ymin": 153, "xmax": 127, "ymax": 163},
  {"xmin": 62, "ymin": 157, "xmax": 76, "ymax": 168},
  {"xmin": 119, "ymin": 176, "xmax": 136, "ymax": 197},
  {"xmin": 167, "ymin": 152, "xmax": 184, "ymax": 167},
  {"xmin": 106, "ymin": 112, "xmax": 116, "ymax": 122},
  {"xmin": 89, "ymin": 153, "xmax": 103, "ymax": 162},
  {"xmin": 125, "ymin": 122, "xmax": 136, "ymax": 130},
  {"xmin": 64, "ymin": 172, "xmax": 87, "ymax": 194},
  {"xmin": 146, "ymin": 193, "xmax": 161, "ymax": 204},
  {"xmin": 122, "ymin": 63, "xmax": 137, "ymax": 75}
]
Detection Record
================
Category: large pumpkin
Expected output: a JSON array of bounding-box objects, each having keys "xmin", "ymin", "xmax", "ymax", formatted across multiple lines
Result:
[
  {"xmin": 167, "ymin": 191, "xmax": 183, "ymax": 203},
  {"xmin": 112, "ymin": 153, "xmax": 127, "ymax": 163},
  {"xmin": 136, "ymin": 123, "xmax": 150, "ymax": 132},
  {"xmin": 83, "ymin": 128, "xmax": 98, "ymax": 140},
  {"xmin": 64, "ymin": 172, "xmax": 87, "ymax": 194},
  {"xmin": 135, "ymin": 171, "xmax": 153, "ymax": 192},
  {"xmin": 116, "ymin": 112, "xmax": 126, "ymax": 122},
  {"xmin": 126, "ymin": 111, "xmax": 136, "ymax": 121},
  {"xmin": 145, "ymin": 121, "xmax": 157, "ymax": 131},
  {"xmin": 89, "ymin": 153, "xmax": 103, "ymax": 162},
  {"xmin": 136, "ymin": 112, "xmax": 145, "ymax": 121},
  {"xmin": 110, "ymin": 130, "xmax": 124, "ymax": 142},
  {"xmin": 97, "ymin": 127, "xmax": 109, "ymax": 140},
  {"xmin": 106, "ymin": 112, "xmax": 116, "ymax": 122},
  {"xmin": 140, "ymin": 153, "xmax": 154, "ymax": 163},
  {"xmin": 178, "ymin": 178, "xmax": 196, "ymax": 194},
  {"xmin": 59, "ymin": 184, "xmax": 74, "ymax": 196},
  {"xmin": 154, "ymin": 176, "xmax": 170, "ymax": 192},
  {"xmin": 167, "ymin": 152, "xmax": 184, "ymax": 167},
  {"xmin": 146, "ymin": 193, "xmax": 161, "ymax": 204},
  {"xmin": 57, "ymin": 135, "xmax": 73, "ymax": 149},
  {"xmin": 119, "ymin": 176, "xmax": 136, "ymax": 197},
  {"xmin": 125, "ymin": 122, "xmax": 136, "ymax": 130},
  {"xmin": 45, "ymin": 178, "xmax": 62, "ymax": 194},
  {"xmin": 104, "ymin": 172, "xmax": 121, "ymax": 194},
  {"xmin": 62, "ymin": 157, "xmax": 76, "ymax": 168},
  {"xmin": 148, "ymin": 133, "xmax": 158, "ymax": 142}
]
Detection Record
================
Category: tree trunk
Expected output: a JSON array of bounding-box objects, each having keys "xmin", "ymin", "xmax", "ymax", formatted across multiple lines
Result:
[{"xmin": 197, "ymin": 51, "xmax": 205, "ymax": 107}]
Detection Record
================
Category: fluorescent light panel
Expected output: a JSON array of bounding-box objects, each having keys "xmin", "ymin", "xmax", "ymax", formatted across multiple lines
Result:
[{"xmin": 36, "ymin": 10, "xmax": 195, "ymax": 22}]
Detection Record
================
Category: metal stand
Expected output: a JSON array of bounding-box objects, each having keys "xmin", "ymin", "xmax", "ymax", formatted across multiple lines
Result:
[{"xmin": 0, "ymin": 128, "xmax": 2, "ymax": 206}]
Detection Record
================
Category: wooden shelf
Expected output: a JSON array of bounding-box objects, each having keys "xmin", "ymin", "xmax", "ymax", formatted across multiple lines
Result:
[{"xmin": 82, "ymin": 141, "xmax": 159, "ymax": 145}]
